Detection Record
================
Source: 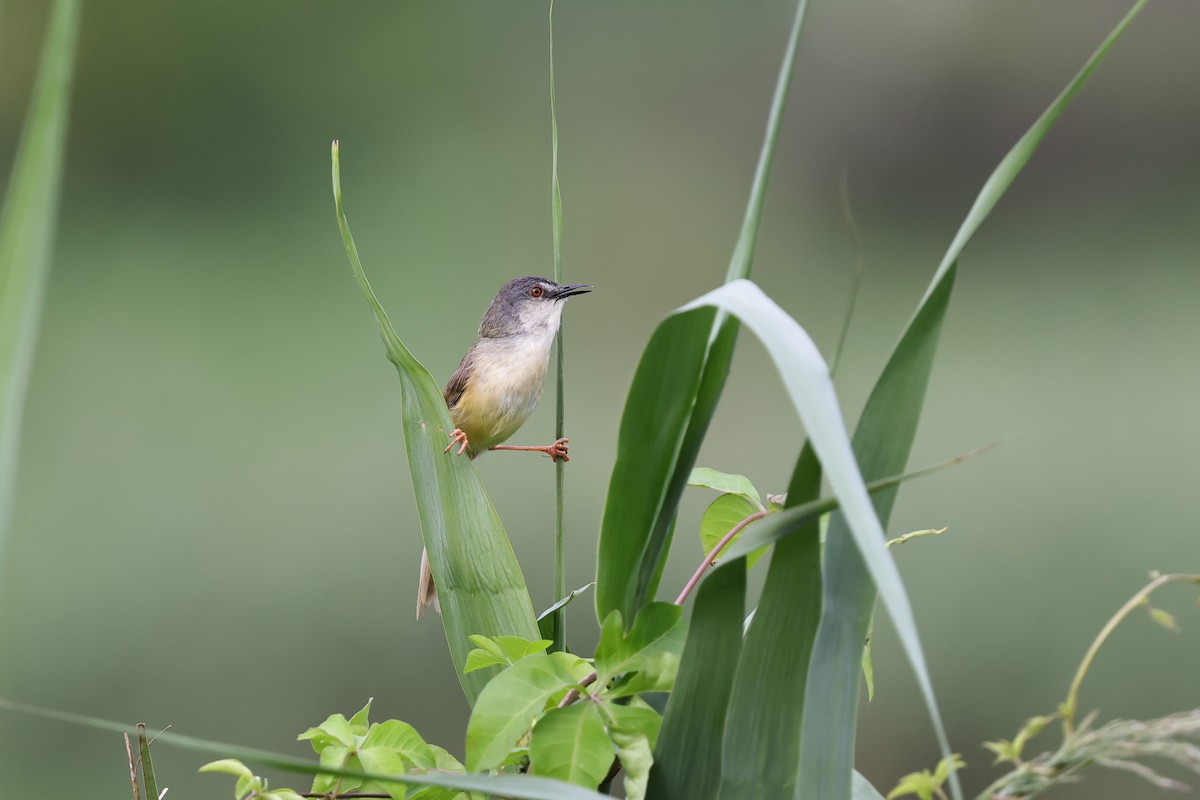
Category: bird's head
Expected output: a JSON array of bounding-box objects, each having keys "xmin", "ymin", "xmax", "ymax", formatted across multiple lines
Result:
[{"xmin": 478, "ymin": 276, "xmax": 592, "ymax": 338}]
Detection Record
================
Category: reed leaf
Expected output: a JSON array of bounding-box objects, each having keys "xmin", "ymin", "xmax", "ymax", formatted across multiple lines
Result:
[{"xmin": 331, "ymin": 142, "xmax": 539, "ymax": 704}]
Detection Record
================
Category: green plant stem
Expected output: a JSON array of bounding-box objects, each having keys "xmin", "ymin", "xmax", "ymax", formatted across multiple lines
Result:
[
  {"xmin": 1061, "ymin": 572, "xmax": 1200, "ymax": 736},
  {"xmin": 548, "ymin": 0, "xmax": 568, "ymax": 653}
]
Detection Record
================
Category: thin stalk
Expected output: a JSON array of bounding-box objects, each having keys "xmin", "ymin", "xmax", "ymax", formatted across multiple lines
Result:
[
  {"xmin": 673, "ymin": 510, "xmax": 768, "ymax": 605},
  {"xmin": 548, "ymin": 0, "xmax": 568, "ymax": 652},
  {"xmin": 1061, "ymin": 572, "xmax": 1200, "ymax": 736}
]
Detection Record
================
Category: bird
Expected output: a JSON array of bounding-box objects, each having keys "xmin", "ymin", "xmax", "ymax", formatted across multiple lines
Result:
[{"xmin": 417, "ymin": 276, "xmax": 592, "ymax": 618}]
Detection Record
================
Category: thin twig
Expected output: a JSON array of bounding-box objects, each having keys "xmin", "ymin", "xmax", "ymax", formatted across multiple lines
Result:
[
  {"xmin": 124, "ymin": 732, "xmax": 141, "ymax": 800},
  {"xmin": 557, "ymin": 671, "xmax": 598, "ymax": 709},
  {"xmin": 1061, "ymin": 572, "xmax": 1200, "ymax": 736},
  {"xmin": 674, "ymin": 510, "xmax": 769, "ymax": 606}
]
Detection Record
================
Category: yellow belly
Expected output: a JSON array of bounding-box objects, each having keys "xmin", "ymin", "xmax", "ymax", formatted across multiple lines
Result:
[{"xmin": 450, "ymin": 335, "xmax": 552, "ymax": 457}]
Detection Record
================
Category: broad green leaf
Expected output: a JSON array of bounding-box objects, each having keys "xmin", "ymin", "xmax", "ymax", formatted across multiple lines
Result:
[
  {"xmin": 688, "ymin": 467, "xmax": 762, "ymax": 507},
  {"xmin": 595, "ymin": 309, "xmax": 727, "ymax": 624},
  {"xmin": 716, "ymin": 445, "xmax": 822, "ymax": 799},
  {"xmin": 668, "ymin": 280, "xmax": 948, "ymax": 793},
  {"xmin": 464, "ymin": 635, "xmax": 553, "ymax": 674},
  {"xmin": 699, "ymin": 493, "xmax": 769, "ymax": 571},
  {"xmin": 798, "ymin": 5, "xmax": 1147, "ymax": 799},
  {"xmin": 647, "ymin": 561, "xmax": 746, "ymax": 799},
  {"xmin": 606, "ymin": 703, "xmax": 661, "ymax": 800},
  {"xmin": 357, "ymin": 747, "xmax": 411, "ymax": 800},
  {"xmin": 529, "ymin": 702, "xmax": 612, "ymax": 788},
  {"xmin": 0, "ymin": 0, "xmax": 80, "ymax": 556},
  {"xmin": 595, "ymin": 0, "xmax": 810, "ymax": 627},
  {"xmin": 363, "ymin": 720, "xmax": 436, "ymax": 769},
  {"xmin": 332, "ymin": 143, "xmax": 539, "ymax": 703},
  {"xmin": 1, "ymin": 698, "xmax": 609, "ymax": 799},
  {"xmin": 465, "ymin": 651, "xmax": 590, "ymax": 772},
  {"xmin": 594, "ymin": 603, "xmax": 686, "ymax": 695},
  {"xmin": 298, "ymin": 713, "xmax": 356, "ymax": 752}
]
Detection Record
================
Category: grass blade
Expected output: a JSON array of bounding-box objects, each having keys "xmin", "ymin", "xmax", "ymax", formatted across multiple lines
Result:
[
  {"xmin": 0, "ymin": 698, "xmax": 608, "ymax": 800},
  {"xmin": 594, "ymin": 0, "xmax": 811, "ymax": 626},
  {"xmin": 671, "ymin": 281, "xmax": 950, "ymax": 799},
  {"xmin": 799, "ymin": 5, "xmax": 1147, "ymax": 798},
  {"xmin": 331, "ymin": 142, "xmax": 539, "ymax": 703},
  {"xmin": 716, "ymin": 445, "xmax": 822, "ymax": 798},
  {"xmin": 647, "ymin": 559, "xmax": 747, "ymax": 800},
  {"xmin": 0, "ymin": 0, "xmax": 81, "ymax": 553}
]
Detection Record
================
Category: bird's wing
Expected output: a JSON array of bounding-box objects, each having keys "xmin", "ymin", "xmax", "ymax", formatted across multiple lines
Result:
[{"xmin": 444, "ymin": 346, "xmax": 476, "ymax": 410}]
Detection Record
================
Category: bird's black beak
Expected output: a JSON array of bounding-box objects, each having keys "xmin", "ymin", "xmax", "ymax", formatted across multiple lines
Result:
[{"xmin": 552, "ymin": 283, "xmax": 593, "ymax": 299}]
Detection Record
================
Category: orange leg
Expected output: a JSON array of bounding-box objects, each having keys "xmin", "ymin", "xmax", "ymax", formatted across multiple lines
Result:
[
  {"xmin": 490, "ymin": 438, "xmax": 570, "ymax": 462},
  {"xmin": 444, "ymin": 428, "xmax": 470, "ymax": 456}
]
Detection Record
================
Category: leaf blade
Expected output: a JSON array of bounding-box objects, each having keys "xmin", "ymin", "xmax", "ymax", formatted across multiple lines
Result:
[
  {"xmin": 331, "ymin": 142, "xmax": 539, "ymax": 703},
  {"xmin": 0, "ymin": 0, "xmax": 81, "ymax": 552}
]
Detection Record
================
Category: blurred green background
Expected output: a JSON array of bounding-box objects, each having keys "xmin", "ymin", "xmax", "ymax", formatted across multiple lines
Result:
[{"xmin": 1, "ymin": 0, "xmax": 1197, "ymax": 797}]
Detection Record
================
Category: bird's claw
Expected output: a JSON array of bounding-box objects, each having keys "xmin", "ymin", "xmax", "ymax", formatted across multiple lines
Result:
[
  {"xmin": 444, "ymin": 428, "xmax": 470, "ymax": 456},
  {"xmin": 545, "ymin": 437, "xmax": 570, "ymax": 463}
]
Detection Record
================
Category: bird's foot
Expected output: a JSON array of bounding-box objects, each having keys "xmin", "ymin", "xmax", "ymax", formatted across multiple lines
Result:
[
  {"xmin": 444, "ymin": 428, "xmax": 470, "ymax": 456},
  {"xmin": 489, "ymin": 438, "xmax": 571, "ymax": 462},
  {"xmin": 544, "ymin": 437, "xmax": 570, "ymax": 462}
]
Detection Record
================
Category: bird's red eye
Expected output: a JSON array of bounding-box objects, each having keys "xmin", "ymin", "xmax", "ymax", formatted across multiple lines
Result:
[{"xmin": 530, "ymin": 286, "xmax": 544, "ymax": 298}]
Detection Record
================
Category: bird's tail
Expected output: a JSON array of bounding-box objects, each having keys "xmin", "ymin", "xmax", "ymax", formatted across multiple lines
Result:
[{"xmin": 416, "ymin": 546, "xmax": 441, "ymax": 619}]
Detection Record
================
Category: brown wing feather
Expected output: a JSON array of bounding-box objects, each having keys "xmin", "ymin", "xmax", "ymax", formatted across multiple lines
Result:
[{"xmin": 444, "ymin": 346, "xmax": 476, "ymax": 411}]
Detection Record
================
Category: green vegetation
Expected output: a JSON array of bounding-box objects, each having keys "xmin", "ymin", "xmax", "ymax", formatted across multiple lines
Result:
[{"xmin": 0, "ymin": 1, "xmax": 1195, "ymax": 799}]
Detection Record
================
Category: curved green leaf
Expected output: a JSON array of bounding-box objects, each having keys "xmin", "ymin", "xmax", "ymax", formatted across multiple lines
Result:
[
  {"xmin": 464, "ymin": 651, "xmax": 589, "ymax": 772},
  {"xmin": 700, "ymin": 493, "xmax": 769, "ymax": 571},
  {"xmin": 529, "ymin": 702, "xmax": 612, "ymax": 789},
  {"xmin": 798, "ymin": 4, "xmax": 1147, "ymax": 799},
  {"xmin": 688, "ymin": 467, "xmax": 762, "ymax": 507},
  {"xmin": 0, "ymin": 0, "xmax": 80, "ymax": 553},
  {"xmin": 332, "ymin": 143, "xmax": 539, "ymax": 703},
  {"xmin": 595, "ymin": 603, "xmax": 686, "ymax": 696}
]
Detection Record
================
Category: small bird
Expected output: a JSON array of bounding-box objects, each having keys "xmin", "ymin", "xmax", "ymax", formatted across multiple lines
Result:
[{"xmin": 417, "ymin": 276, "xmax": 592, "ymax": 618}]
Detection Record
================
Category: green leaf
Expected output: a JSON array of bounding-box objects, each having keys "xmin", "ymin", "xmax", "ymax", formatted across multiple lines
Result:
[
  {"xmin": 716, "ymin": 444, "xmax": 822, "ymax": 800},
  {"xmin": 594, "ymin": 603, "xmax": 686, "ymax": 696},
  {"xmin": 200, "ymin": 758, "xmax": 255, "ymax": 780},
  {"xmin": 332, "ymin": 143, "xmax": 540, "ymax": 703},
  {"xmin": 298, "ymin": 713, "xmax": 356, "ymax": 752},
  {"xmin": 357, "ymin": 747, "xmax": 412, "ymax": 799},
  {"xmin": 605, "ymin": 702, "xmax": 662, "ymax": 800},
  {"xmin": 465, "ymin": 634, "xmax": 554, "ymax": 673},
  {"xmin": 688, "ymin": 467, "xmax": 762, "ymax": 507},
  {"xmin": 1148, "ymin": 606, "xmax": 1179, "ymax": 632},
  {"xmin": 2, "ymin": 678, "xmax": 611, "ymax": 800},
  {"xmin": 363, "ymin": 719, "xmax": 436, "ymax": 769},
  {"xmin": 529, "ymin": 702, "xmax": 612, "ymax": 788},
  {"xmin": 798, "ymin": 5, "xmax": 1147, "ymax": 799},
  {"xmin": 465, "ymin": 651, "xmax": 590, "ymax": 772},
  {"xmin": 699, "ymin": 493, "xmax": 769, "ymax": 571},
  {"xmin": 595, "ymin": 309, "xmax": 731, "ymax": 624},
  {"xmin": 0, "ymin": 0, "xmax": 80, "ymax": 555},
  {"xmin": 647, "ymin": 561, "xmax": 746, "ymax": 800},
  {"xmin": 348, "ymin": 699, "xmax": 373, "ymax": 730}
]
